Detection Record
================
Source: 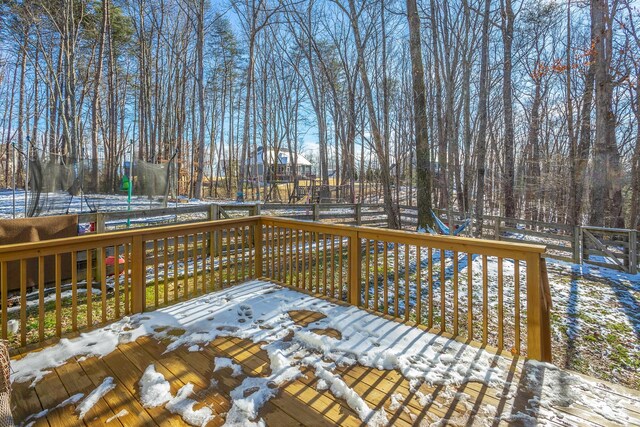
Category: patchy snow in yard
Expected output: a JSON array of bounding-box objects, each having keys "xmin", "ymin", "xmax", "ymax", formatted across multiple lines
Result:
[
  {"xmin": 366, "ymin": 244, "xmax": 639, "ymax": 389},
  {"xmin": 11, "ymin": 280, "xmax": 638, "ymax": 426}
]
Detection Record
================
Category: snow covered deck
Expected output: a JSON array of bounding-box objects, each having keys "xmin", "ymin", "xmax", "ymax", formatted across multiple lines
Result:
[{"xmin": 11, "ymin": 280, "xmax": 640, "ymax": 427}]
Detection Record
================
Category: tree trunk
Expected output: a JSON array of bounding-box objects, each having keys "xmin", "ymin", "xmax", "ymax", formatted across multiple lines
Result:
[
  {"xmin": 474, "ymin": 0, "xmax": 491, "ymax": 236},
  {"xmin": 501, "ymin": 0, "xmax": 516, "ymax": 219},
  {"xmin": 589, "ymin": 0, "xmax": 623, "ymax": 227},
  {"xmin": 406, "ymin": 0, "xmax": 434, "ymax": 230},
  {"xmin": 194, "ymin": 0, "xmax": 206, "ymax": 199},
  {"xmin": 347, "ymin": 0, "xmax": 399, "ymax": 228}
]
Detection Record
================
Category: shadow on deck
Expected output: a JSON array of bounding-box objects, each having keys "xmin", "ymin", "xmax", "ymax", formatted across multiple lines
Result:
[{"xmin": 10, "ymin": 280, "xmax": 640, "ymax": 427}]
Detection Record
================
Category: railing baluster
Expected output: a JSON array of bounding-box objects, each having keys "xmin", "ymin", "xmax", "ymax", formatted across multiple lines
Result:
[
  {"xmin": 87, "ymin": 250, "xmax": 93, "ymax": 326},
  {"xmin": 165, "ymin": 238, "xmax": 170, "ymax": 302},
  {"xmin": 101, "ymin": 247, "xmax": 107, "ymax": 322},
  {"xmin": 365, "ymin": 240, "xmax": 371, "ymax": 309},
  {"xmin": 72, "ymin": 251, "xmax": 78, "ymax": 330},
  {"xmin": 272, "ymin": 226, "xmax": 277, "ymax": 279},
  {"xmin": 289, "ymin": 228, "xmax": 294, "ymax": 287},
  {"xmin": 55, "ymin": 254, "xmax": 61, "ymax": 338},
  {"xmin": 404, "ymin": 244, "xmax": 410, "ymax": 322},
  {"xmin": 295, "ymin": 230, "xmax": 300, "ymax": 288},
  {"xmin": 154, "ymin": 240, "xmax": 159, "ymax": 306},
  {"xmin": 301, "ymin": 231, "xmax": 306, "ymax": 290},
  {"xmin": 184, "ymin": 233, "xmax": 190, "ymax": 298},
  {"xmin": 428, "ymin": 247, "xmax": 433, "ymax": 329},
  {"xmin": 218, "ymin": 231, "xmax": 223, "ymax": 289},
  {"xmin": 241, "ymin": 227, "xmax": 246, "ymax": 281},
  {"xmin": 282, "ymin": 227, "xmax": 291, "ymax": 285},
  {"xmin": 416, "ymin": 245, "xmax": 422, "ymax": 325},
  {"xmin": 482, "ymin": 254, "xmax": 488, "ymax": 344},
  {"xmin": 264, "ymin": 226, "xmax": 270, "ymax": 277},
  {"xmin": 174, "ymin": 236, "xmax": 179, "ymax": 299},
  {"xmin": 114, "ymin": 247, "xmax": 120, "ymax": 317},
  {"xmin": 514, "ymin": 259, "xmax": 521, "ymax": 354},
  {"xmin": 315, "ymin": 232, "xmax": 320, "ymax": 293},
  {"xmin": 383, "ymin": 242, "xmax": 388, "ymax": 315},
  {"xmin": 469, "ymin": 253, "xmax": 475, "ymax": 340},
  {"xmin": 38, "ymin": 256, "xmax": 45, "ymax": 342},
  {"xmin": 498, "ymin": 257, "xmax": 504, "ymax": 351},
  {"xmin": 307, "ymin": 232, "xmax": 313, "ymax": 291},
  {"xmin": 339, "ymin": 236, "xmax": 344, "ymax": 298},
  {"xmin": 226, "ymin": 229, "xmax": 232, "ymax": 288},
  {"xmin": 277, "ymin": 227, "xmax": 281, "ymax": 283},
  {"xmin": 374, "ymin": 241, "xmax": 379, "ymax": 312},
  {"xmin": 124, "ymin": 244, "xmax": 130, "ymax": 315},
  {"xmin": 330, "ymin": 235, "xmax": 335, "ymax": 298},
  {"xmin": 201, "ymin": 232, "xmax": 208, "ymax": 293},
  {"xmin": 453, "ymin": 251, "xmax": 459, "ymax": 335},
  {"xmin": 193, "ymin": 234, "xmax": 199, "ymax": 294},
  {"xmin": 394, "ymin": 244, "xmax": 399, "ymax": 317},
  {"xmin": 440, "ymin": 249, "xmax": 445, "ymax": 332},
  {"xmin": 322, "ymin": 234, "xmax": 327, "ymax": 295},
  {"xmin": 234, "ymin": 227, "xmax": 240, "ymax": 284}
]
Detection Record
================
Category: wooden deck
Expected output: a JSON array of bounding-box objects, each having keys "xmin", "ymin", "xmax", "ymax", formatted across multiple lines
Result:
[{"xmin": 10, "ymin": 286, "xmax": 640, "ymax": 427}]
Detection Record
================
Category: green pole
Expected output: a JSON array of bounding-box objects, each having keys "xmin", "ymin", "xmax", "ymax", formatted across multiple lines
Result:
[{"xmin": 127, "ymin": 139, "xmax": 134, "ymax": 228}]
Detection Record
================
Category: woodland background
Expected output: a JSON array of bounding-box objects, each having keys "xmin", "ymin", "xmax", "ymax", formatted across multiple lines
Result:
[{"xmin": 0, "ymin": 0, "xmax": 639, "ymax": 230}]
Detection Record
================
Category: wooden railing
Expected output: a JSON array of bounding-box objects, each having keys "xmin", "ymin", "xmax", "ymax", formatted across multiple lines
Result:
[
  {"xmin": 0, "ymin": 216, "xmax": 551, "ymax": 362},
  {"xmin": 0, "ymin": 217, "xmax": 260, "ymax": 350},
  {"xmin": 259, "ymin": 217, "xmax": 552, "ymax": 362}
]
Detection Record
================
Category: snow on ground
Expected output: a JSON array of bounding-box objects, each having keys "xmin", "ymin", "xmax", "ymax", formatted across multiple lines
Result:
[
  {"xmin": 139, "ymin": 364, "xmax": 173, "ymax": 408},
  {"xmin": 76, "ymin": 376, "xmax": 116, "ymax": 420},
  {"xmin": 106, "ymin": 409, "xmax": 129, "ymax": 423},
  {"xmin": 213, "ymin": 357, "xmax": 243, "ymax": 377},
  {"xmin": 369, "ymin": 244, "xmax": 640, "ymax": 389},
  {"xmin": 165, "ymin": 383, "xmax": 215, "ymax": 426},
  {"xmin": 0, "ymin": 189, "xmax": 169, "ymax": 218},
  {"xmin": 11, "ymin": 280, "xmax": 638, "ymax": 426}
]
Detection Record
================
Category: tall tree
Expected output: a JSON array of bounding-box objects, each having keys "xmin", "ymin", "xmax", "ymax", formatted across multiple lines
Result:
[
  {"xmin": 501, "ymin": 0, "xmax": 516, "ymax": 219},
  {"xmin": 474, "ymin": 0, "xmax": 491, "ymax": 236},
  {"xmin": 406, "ymin": 0, "xmax": 433, "ymax": 230},
  {"xmin": 589, "ymin": 0, "xmax": 623, "ymax": 227}
]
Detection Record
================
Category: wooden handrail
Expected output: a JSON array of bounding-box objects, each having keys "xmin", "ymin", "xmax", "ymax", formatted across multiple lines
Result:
[{"xmin": 0, "ymin": 217, "xmax": 259, "ymax": 262}]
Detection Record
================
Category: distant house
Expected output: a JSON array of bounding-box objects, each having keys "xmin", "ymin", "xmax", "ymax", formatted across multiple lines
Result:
[{"xmin": 246, "ymin": 147, "xmax": 313, "ymax": 182}]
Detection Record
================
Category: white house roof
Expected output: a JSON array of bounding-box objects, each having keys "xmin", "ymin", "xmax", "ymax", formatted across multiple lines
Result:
[{"xmin": 252, "ymin": 148, "xmax": 312, "ymax": 166}]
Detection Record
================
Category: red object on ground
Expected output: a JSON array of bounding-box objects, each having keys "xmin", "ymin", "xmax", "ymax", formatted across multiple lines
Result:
[{"xmin": 105, "ymin": 256, "xmax": 125, "ymax": 266}]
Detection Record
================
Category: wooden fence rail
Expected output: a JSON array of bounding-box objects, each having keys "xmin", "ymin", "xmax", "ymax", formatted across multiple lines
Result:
[
  {"xmin": 77, "ymin": 202, "xmax": 637, "ymax": 273},
  {"xmin": 0, "ymin": 216, "xmax": 552, "ymax": 362}
]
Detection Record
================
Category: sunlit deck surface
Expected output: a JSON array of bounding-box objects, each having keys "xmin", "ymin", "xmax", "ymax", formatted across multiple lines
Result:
[{"xmin": 11, "ymin": 280, "xmax": 640, "ymax": 427}]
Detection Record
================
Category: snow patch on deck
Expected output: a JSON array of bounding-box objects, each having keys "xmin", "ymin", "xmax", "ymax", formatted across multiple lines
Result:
[{"xmin": 12, "ymin": 280, "xmax": 639, "ymax": 426}]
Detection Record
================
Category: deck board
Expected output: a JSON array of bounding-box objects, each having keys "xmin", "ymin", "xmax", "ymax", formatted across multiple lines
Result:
[{"xmin": 10, "ymin": 283, "xmax": 640, "ymax": 427}]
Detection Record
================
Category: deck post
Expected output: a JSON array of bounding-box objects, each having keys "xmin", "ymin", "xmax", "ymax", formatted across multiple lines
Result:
[
  {"xmin": 254, "ymin": 220, "xmax": 263, "ymax": 278},
  {"xmin": 95, "ymin": 213, "xmax": 105, "ymax": 283},
  {"xmin": 525, "ymin": 254, "xmax": 552, "ymax": 362},
  {"xmin": 629, "ymin": 230, "xmax": 637, "ymax": 275},
  {"xmin": 348, "ymin": 233, "xmax": 362, "ymax": 306},
  {"xmin": 95, "ymin": 212, "xmax": 106, "ymax": 234},
  {"xmin": 573, "ymin": 226, "xmax": 581, "ymax": 263},
  {"xmin": 131, "ymin": 235, "xmax": 145, "ymax": 313},
  {"xmin": 210, "ymin": 204, "xmax": 220, "ymax": 256}
]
